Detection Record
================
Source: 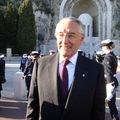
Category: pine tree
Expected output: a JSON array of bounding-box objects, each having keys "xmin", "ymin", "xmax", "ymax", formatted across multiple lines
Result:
[
  {"xmin": 17, "ymin": 0, "xmax": 36, "ymax": 54},
  {"xmin": 4, "ymin": 1, "xmax": 18, "ymax": 54},
  {"xmin": 0, "ymin": 10, "xmax": 6, "ymax": 53}
]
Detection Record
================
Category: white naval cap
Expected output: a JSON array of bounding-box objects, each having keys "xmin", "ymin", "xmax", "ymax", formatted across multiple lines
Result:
[
  {"xmin": 100, "ymin": 39, "xmax": 115, "ymax": 48},
  {"xmin": 22, "ymin": 54, "xmax": 28, "ymax": 58},
  {"xmin": 49, "ymin": 50, "xmax": 57, "ymax": 53},
  {"xmin": 0, "ymin": 54, "xmax": 5, "ymax": 58},
  {"xmin": 30, "ymin": 51, "xmax": 39, "ymax": 55}
]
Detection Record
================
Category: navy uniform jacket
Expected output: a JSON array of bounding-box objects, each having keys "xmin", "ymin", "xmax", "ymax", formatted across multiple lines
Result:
[
  {"xmin": 0, "ymin": 59, "xmax": 5, "ymax": 90},
  {"xmin": 26, "ymin": 53, "xmax": 106, "ymax": 120},
  {"xmin": 102, "ymin": 51, "xmax": 119, "ymax": 87}
]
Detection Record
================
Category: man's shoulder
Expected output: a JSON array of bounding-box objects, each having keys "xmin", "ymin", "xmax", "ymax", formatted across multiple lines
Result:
[
  {"xmin": 80, "ymin": 55, "xmax": 103, "ymax": 68},
  {"xmin": 38, "ymin": 53, "xmax": 58, "ymax": 63},
  {"xmin": 104, "ymin": 52, "xmax": 115, "ymax": 60}
]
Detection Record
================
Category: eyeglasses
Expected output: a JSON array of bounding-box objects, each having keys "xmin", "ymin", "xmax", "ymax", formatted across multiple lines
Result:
[{"xmin": 55, "ymin": 32, "xmax": 81, "ymax": 40}]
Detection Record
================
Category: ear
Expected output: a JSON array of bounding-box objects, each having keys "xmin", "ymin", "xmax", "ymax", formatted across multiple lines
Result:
[
  {"xmin": 54, "ymin": 33, "xmax": 57, "ymax": 38},
  {"xmin": 80, "ymin": 34, "xmax": 85, "ymax": 42}
]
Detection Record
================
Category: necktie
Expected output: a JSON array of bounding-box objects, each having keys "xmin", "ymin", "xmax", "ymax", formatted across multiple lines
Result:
[{"xmin": 61, "ymin": 60, "xmax": 70, "ymax": 98}]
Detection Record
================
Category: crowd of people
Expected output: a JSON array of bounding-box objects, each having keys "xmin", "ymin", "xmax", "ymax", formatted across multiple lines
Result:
[{"xmin": 19, "ymin": 50, "xmax": 57, "ymax": 98}]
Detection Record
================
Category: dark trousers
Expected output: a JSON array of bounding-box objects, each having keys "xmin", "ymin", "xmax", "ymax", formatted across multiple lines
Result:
[
  {"xmin": 108, "ymin": 94, "xmax": 119, "ymax": 120},
  {"xmin": 0, "ymin": 84, "xmax": 2, "ymax": 98},
  {"xmin": 25, "ymin": 76, "xmax": 31, "ymax": 98}
]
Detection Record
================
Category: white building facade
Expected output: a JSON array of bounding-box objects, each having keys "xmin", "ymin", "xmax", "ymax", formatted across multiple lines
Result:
[{"xmin": 34, "ymin": 0, "xmax": 120, "ymax": 56}]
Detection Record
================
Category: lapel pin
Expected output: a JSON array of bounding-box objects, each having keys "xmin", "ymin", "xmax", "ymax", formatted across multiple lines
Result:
[{"xmin": 82, "ymin": 74, "xmax": 85, "ymax": 77}]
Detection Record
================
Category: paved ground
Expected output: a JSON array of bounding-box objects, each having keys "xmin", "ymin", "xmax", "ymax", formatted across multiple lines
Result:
[
  {"xmin": 0, "ymin": 60, "xmax": 27, "ymax": 120},
  {"xmin": 0, "ymin": 60, "xmax": 120, "ymax": 120},
  {"xmin": 0, "ymin": 99, "xmax": 27, "ymax": 120}
]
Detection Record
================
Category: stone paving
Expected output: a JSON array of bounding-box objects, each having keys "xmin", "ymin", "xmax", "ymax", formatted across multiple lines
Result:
[
  {"xmin": 0, "ymin": 60, "xmax": 120, "ymax": 120},
  {"xmin": 0, "ymin": 60, "xmax": 27, "ymax": 120},
  {"xmin": 0, "ymin": 99, "xmax": 27, "ymax": 120}
]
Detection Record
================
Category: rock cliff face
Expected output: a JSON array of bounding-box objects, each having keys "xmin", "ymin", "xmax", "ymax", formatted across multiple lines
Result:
[{"xmin": 111, "ymin": 0, "xmax": 120, "ymax": 40}]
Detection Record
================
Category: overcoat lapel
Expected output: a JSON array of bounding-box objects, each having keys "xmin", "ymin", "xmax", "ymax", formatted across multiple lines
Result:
[{"xmin": 48, "ymin": 54, "xmax": 59, "ymax": 105}]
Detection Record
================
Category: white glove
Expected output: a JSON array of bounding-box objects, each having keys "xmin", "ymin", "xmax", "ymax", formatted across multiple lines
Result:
[{"xmin": 106, "ymin": 82, "xmax": 116, "ymax": 101}]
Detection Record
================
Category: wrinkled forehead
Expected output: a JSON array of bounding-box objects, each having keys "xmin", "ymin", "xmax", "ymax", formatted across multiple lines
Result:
[{"xmin": 55, "ymin": 19, "xmax": 81, "ymax": 34}]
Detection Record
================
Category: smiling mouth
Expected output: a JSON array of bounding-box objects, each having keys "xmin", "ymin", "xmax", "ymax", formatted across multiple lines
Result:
[
  {"xmin": 61, "ymin": 45, "xmax": 71, "ymax": 48},
  {"xmin": 61, "ymin": 47, "xmax": 70, "ymax": 50}
]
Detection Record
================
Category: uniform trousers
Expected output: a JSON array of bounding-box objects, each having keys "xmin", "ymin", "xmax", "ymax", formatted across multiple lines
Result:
[
  {"xmin": 108, "ymin": 94, "xmax": 119, "ymax": 120},
  {"xmin": 25, "ymin": 76, "xmax": 31, "ymax": 98}
]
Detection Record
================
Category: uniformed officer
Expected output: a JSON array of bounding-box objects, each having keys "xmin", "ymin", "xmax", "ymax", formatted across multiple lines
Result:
[
  {"xmin": 0, "ymin": 54, "xmax": 6, "ymax": 98},
  {"xmin": 24, "ymin": 51, "xmax": 40, "ymax": 98},
  {"xmin": 100, "ymin": 39, "xmax": 119, "ymax": 120}
]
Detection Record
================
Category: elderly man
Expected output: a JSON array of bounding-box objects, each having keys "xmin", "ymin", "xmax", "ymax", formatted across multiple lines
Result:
[{"xmin": 26, "ymin": 17, "xmax": 106, "ymax": 120}]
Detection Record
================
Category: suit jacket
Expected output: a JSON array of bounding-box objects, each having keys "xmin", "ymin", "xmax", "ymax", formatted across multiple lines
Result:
[{"xmin": 26, "ymin": 53, "xmax": 106, "ymax": 120}]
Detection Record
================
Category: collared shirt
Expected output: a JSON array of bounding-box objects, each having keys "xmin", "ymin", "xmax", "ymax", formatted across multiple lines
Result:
[{"xmin": 59, "ymin": 52, "xmax": 78, "ymax": 89}]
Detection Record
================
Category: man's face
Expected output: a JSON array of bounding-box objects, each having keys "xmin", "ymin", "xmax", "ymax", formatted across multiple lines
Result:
[
  {"xmin": 55, "ymin": 19, "xmax": 84, "ymax": 59},
  {"xmin": 31, "ymin": 55, "xmax": 39, "ymax": 60},
  {"xmin": 101, "ymin": 46, "xmax": 108, "ymax": 54}
]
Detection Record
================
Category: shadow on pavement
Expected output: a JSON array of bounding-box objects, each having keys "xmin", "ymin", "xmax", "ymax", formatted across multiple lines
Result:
[
  {"xmin": 0, "ymin": 98, "xmax": 119, "ymax": 120},
  {"xmin": 0, "ymin": 99, "xmax": 27, "ymax": 120}
]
